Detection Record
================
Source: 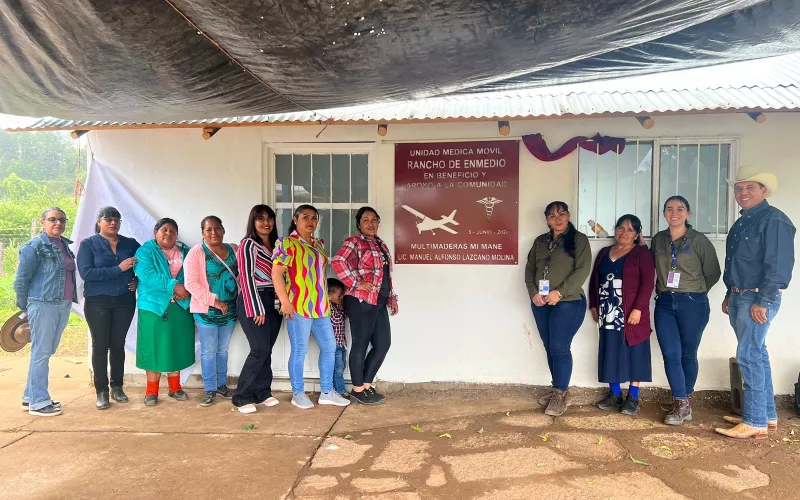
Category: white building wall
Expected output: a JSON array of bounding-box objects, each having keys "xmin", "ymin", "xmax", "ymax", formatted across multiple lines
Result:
[{"xmin": 90, "ymin": 112, "xmax": 800, "ymax": 394}]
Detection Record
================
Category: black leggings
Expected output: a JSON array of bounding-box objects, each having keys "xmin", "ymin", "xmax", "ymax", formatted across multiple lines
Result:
[
  {"xmin": 344, "ymin": 295, "xmax": 391, "ymax": 387},
  {"xmin": 233, "ymin": 289, "xmax": 282, "ymax": 406},
  {"xmin": 84, "ymin": 292, "xmax": 136, "ymax": 393}
]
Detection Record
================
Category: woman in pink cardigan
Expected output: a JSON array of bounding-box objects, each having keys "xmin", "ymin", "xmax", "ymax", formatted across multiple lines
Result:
[{"xmin": 183, "ymin": 216, "xmax": 239, "ymax": 407}]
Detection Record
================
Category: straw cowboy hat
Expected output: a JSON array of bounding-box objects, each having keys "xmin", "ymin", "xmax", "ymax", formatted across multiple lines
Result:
[
  {"xmin": 728, "ymin": 165, "xmax": 777, "ymax": 197},
  {"xmin": 0, "ymin": 311, "xmax": 31, "ymax": 353}
]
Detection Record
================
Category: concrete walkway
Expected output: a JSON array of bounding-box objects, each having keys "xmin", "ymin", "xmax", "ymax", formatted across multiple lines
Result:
[{"xmin": 0, "ymin": 357, "xmax": 796, "ymax": 500}]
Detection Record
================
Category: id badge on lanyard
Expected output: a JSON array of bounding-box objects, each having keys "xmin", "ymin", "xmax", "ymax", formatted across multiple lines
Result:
[
  {"xmin": 667, "ymin": 237, "xmax": 686, "ymax": 289},
  {"xmin": 539, "ymin": 237, "xmax": 559, "ymax": 295}
]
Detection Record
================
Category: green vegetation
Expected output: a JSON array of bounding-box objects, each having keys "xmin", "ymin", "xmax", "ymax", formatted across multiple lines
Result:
[{"xmin": 0, "ymin": 130, "xmax": 88, "ymax": 357}]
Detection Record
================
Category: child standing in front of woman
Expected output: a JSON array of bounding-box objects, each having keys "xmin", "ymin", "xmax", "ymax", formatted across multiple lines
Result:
[{"xmin": 328, "ymin": 278, "xmax": 349, "ymax": 397}]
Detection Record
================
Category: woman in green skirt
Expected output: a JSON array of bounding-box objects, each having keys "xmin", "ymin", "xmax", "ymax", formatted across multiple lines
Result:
[{"xmin": 134, "ymin": 218, "xmax": 195, "ymax": 406}]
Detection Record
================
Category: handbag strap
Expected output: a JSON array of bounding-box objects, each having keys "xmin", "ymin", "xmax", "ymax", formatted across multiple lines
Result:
[{"xmin": 204, "ymin": 243, "xmax": 237, "ymax": 287}]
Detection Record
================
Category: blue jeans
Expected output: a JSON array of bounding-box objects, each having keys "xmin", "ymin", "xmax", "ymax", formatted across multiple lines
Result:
[
  {"xmin": 286, "ymin": 315, "xmax": 336, "ymax": 394},
  {"xmin": 531, "ymin": 296, "xmax": 587, "ymax": 391},
  {"xmin": 333, "ymin": 345, "xmax": 347, "ymax": 394},
  {"xmin": 195, "ymin": 321, "xmax": 235, "ymax": 392},
  {"xmin": 654, "ymin": 292, "xmax": 710, "ymax": 399},
  {"xmin": 729, "ymin": 292, "xmax": 780, "ymax": 428},
  {"xmin": 23, "ymin": 300, "xmax": 72, "ymax": 410}
]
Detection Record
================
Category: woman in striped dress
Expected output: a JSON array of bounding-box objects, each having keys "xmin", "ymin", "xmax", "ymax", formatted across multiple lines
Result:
[{"xmin": 232, "ymin": 205, "xmax": 283, "ymax": 414}]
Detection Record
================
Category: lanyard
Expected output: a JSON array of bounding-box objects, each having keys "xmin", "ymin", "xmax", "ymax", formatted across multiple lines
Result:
[
  {"xmin": 543, "ymin": 235, "xmax": 562, "ymax": 278},
  {"xmin": 669, "ymin": 237, "xmax": 687, "ymax": 271}
]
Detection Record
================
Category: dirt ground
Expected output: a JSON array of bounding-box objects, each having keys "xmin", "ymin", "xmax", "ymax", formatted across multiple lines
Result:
[{"xmin": 1, "ymin": 356, "xmax": 798, "ymax": 500}]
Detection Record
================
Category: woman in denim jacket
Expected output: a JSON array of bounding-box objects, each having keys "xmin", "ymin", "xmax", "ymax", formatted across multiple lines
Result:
[{"xmin": 13, "ymin": 207, "xmax": 78, "ymax": 417}]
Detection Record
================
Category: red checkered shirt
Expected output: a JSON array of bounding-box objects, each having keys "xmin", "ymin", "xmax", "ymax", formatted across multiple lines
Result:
[
  {"xmin": 330, "ymin": 302, "xmax": 346, "ymax": 347},
  {"xmin": 331, "ymin": 233, "xmax": 398, "ymax": 307}
]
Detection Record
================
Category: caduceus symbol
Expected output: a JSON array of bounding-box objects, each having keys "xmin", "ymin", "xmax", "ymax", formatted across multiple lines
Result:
[{"xmin": 476, "ymin": 196, "xmax": 503, "ymax": 220}]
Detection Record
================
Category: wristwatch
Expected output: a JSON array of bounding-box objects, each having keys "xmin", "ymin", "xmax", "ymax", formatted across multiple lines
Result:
[{"xmin": 556, "ymin": 290, "xmax": 563, "ymax": 299}]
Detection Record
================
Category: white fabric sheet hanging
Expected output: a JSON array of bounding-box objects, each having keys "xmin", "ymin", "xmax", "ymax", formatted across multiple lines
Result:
[{"xmin": 69, "ymin": 158, "xmax": 200, "ymax": 384}]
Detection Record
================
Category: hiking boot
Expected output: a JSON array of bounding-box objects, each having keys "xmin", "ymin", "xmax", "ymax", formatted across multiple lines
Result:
[
  {"xmin": 21, "ymin": 400, "xmax": 60, "ymax": 411},
  {"xmin": 319, "ymin": 391, "xmax": 351, "ymax": 407},
  {"xmin": 366, "ymin": 387, "xmax": 385, "ymax": 403},
  {"xmin": 29, "ymin": 404, "xmax": 62, "ymax": 417},
  {"xmin": 111, "ymin": 386, "xmax": 129, "ymax": 403},
  {"xmin": 664, "ymin": 399, "xmax": 692, "ymax": 425},
  {"xmin": 621, "ymin": 394, "xmax": 640, "ymax": 416},
  {"xmin": 96, "ymin": 391, "xmax": 110, "ymax": 410},
  {"xmin": 168, "ymin": 390, "xmax": 188, "ymax": 401},
  {"xmin": 199, "ymin": 391, "xmax": 215, "ymax": 407},
  {"xmin": 596, "ymin": 391, "xmax": 624, "ymax": 411},
  {"xmin": 350, "ymin": 389, "xmax": 381, "ymax": 405},
  {"xmin": 291, "ymin": 393, "xmax": 314, "ymax": 410},
  {"xmin": 144, "ymin": 394, "xmax": 158, "ymax": 406},
  {"xmin": 538, "ymin": 389, "xmax": 554, "ymax": 407},
  {"xmin": 216, "ymin": 385, "xmax": 233, "ymax": 399},
  {"xmin": 544, "ymin": 389, "xmax": 570, "ymax": 417}
]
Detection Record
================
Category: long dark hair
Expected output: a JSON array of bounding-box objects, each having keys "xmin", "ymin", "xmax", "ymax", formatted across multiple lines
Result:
[
  {"xmin": 244, "ymin": 205, "xmax": 278, "ymax": 248},
  {"xmin": 544, "ymin": 201, "xmax": 577, "ymax": 258},
  {"xmin": 287, "ymin": 204, "xmax": 319, "ymax": 236},
  {"xmin": 615, "ymin": 214, "xmax": 643, "ymax": 245},
  {"xmin": 663, "ymin": 196, "xmax": 692, "ymax": 228},
  {"xmin": 94, "ymin": 206, "xmax": 121, "ymax": 234}
]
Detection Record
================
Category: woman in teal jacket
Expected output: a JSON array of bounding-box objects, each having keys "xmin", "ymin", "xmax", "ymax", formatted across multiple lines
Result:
[{"xmin": 134, "ymin": 218, "xmax": 194, "ymax": 406}]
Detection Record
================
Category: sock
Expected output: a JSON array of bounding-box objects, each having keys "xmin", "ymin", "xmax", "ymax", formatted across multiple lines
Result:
[
  {"xmin": 629, "ymin": 385, "xmax": 640, "ymax": 400},
  {"xmin": 610, "ymin": 383, "xmax": 621, "ymax": 397},
  {"xmin": 146, "ymin": 380, "xmax": 159, "ymax": 397},
  {"xmin": 167, "ymin": 375, "xmax": 181, "ymax": 393}
]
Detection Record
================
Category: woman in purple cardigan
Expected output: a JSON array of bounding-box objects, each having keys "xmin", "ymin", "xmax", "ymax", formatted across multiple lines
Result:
[{"xmin": 589, "ymin": 214, "xmax": 655, "ymax": 416}]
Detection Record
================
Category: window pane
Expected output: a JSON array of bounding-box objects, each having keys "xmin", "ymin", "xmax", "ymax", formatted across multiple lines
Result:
[
  {"xmin": 332, "ymin": 154, "xmax": 351, "ymax": 203},
  {"xmin": 658, "ymin": 146, "xmax": 678, "ymax": 232},
  {"xmin": 578, "ymin": 148, "xmax": 597, "ymax": 237},
  {"xmin": 678, "ymin": 145, "xmax": 699, "ymax": 221},
  {"xmin": 275, "ymin": 155, "xmax": 292, "ymax": 203},
  {"xmin": 635, "ymin": 143, "xmax": 654, "ymax": 236},
  {"xmin": 615, "ymin": 142, "xmax": 653, "ymax": 237},
  {"xmin": 312, "ymin": 154, "xmax": 331, "ymax": 203},
  {"xmin": 293, "ymin": 154, "xmax": 311, "ymax": 203},
  {"xmin": 332, "ymin": 209, "xmax": 352, "ymax": 258},
  {"xmin": 316, "ymin": 209, "xmax": 332, "ymax": 253},
  {"xmin": 276, "ymin": 208, "xmax": 293, "ymax": 237},
  {"xmin": 351, "ymin": 154, "xmax": 369, "ymax": 203},
  {"xmin": 659, "ymin": 143, "xmax": 729, "ymax": 235}
]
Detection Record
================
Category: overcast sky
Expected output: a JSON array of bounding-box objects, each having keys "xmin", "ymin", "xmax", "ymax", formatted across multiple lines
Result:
[{"xmin": 0, "ymin": 113, "xmax": 39, "ymax": 129}]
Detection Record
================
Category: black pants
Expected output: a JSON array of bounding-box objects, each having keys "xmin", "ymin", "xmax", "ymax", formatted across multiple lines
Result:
[
  {"xmin": 344, "ymin": 295, "xmax": 391, "ymax": 387},
  {"xmin": 83, "ymin": 292, "xmax": 136, "ymax": 393},
  {"xmin": 233, "ymin": 289, "xmax": 282, "ymax": 406}
]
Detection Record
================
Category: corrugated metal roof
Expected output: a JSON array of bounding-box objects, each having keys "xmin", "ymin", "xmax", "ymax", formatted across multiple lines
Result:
[{"xmin": 8, "ymin": 53, "xmax": 800, "ymax": 131}]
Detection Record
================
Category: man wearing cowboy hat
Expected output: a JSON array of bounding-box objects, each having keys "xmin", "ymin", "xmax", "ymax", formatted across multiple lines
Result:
[{"xmin": 716, "ymin": 165, "xmax": 795, "ymax": 440}]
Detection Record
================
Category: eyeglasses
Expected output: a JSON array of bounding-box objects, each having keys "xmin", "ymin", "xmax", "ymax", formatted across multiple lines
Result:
[
  {"xmin": 100, "ymin": 217, "xmax": 121, "ymax": 223},
  {"xmin": 44, "ymin": 217, "xmax": 67, "ymax": 224}
]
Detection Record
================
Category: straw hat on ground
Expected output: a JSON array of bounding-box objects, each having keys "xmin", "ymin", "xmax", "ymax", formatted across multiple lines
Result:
[
  {"xmin": 727, "ymin": 165, "xmax": 777, "ymax": 197},
  {"xmin": 0, "ymin": 311, "xmax": 31, "ymax": 353}
]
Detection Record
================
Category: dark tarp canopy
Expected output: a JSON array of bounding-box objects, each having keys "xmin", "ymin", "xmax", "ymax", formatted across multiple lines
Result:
[{"xmin": 0, "ymin": 0, "xmax": 799, "ymax": 122}]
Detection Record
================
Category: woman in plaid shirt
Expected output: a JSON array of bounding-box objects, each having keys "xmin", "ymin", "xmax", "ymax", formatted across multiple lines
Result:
[{"xmin": 332, "ymin": 207, "xmax": 399, "ymax": 405}]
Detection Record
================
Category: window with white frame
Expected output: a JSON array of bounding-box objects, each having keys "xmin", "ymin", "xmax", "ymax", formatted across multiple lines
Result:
[
  {"xmin": 578, "ymin": 139, "xmax": 734, "ymax": 238},
  {"xmin": 274, "ymin": 153, "xmax": 369, "ymax": 257}
]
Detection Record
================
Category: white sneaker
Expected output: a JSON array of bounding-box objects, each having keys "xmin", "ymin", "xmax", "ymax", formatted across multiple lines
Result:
[
  {"xmin": 258, "ymin": 397, "xmax": 280, "ymax": 407},
  {"xmin": 319, "ymin": 391, "xmax": 351, "ymax": 407},
  {"xmin": 292, "ymin": 393, "xmax": 315, "ymax": 410},
  {"xmin": 236, "ymin": 403, "xmax": 257, "ymax": 414}
]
